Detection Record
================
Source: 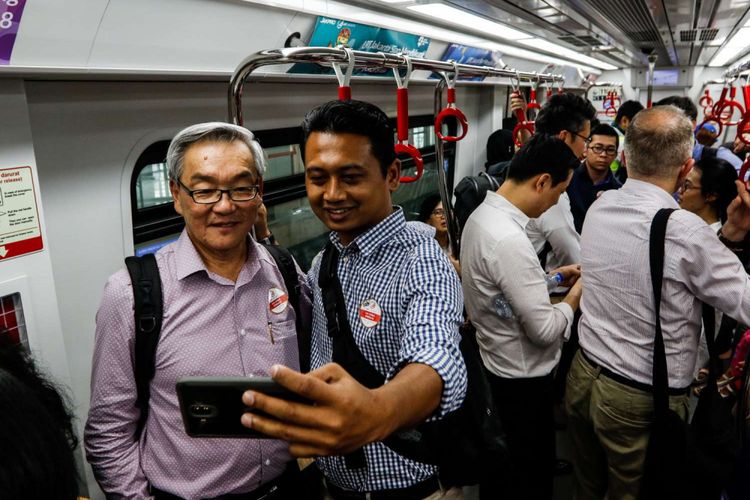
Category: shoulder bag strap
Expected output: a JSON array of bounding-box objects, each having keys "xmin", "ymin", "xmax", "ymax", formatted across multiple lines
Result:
[
  {"xmin": 649, "ymin": 208, "xmax": 676, "ymax": 418},
  {"xmin": 262, "ymin": 244, "xmax": 310, "ymax": 373},
  {"xmin": 125, "ymin": 253, "xmax": 163, "ymax": 438}
]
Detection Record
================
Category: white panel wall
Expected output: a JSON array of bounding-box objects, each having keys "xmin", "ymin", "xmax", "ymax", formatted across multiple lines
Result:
[{"xmin": 0, "ymin": 79, "xmax": 82, "ymax": 487}]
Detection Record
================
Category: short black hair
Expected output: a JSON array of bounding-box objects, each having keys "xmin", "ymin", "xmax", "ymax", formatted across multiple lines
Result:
[
  {"xmin": 418, "ymin": 193, "xmax": 442, "ymax": 222},
  {"xmin": 614, "ymin": 100, "xmax": 644, "ymax": 125},
  {"xmin": 589, "ymin": 123, "xmax": 620, "ymax": 149},
  {"xmin": 694, "ymin": 156, "xmax": 739, "ymax": 223},
  {"xmin": 655, "ymin": 96, "xmax": 698, "ymax": 122},
  {"xmin": 535, "ymin": 92, "xmax": 597, "ymax": 136},
  {"xmin": 301, "ymin": 100, "xmax": 395, "ymax": 177},
  {"xmin": 486, "ymin": 128, "xmax": 515, "ymax": 166},
  {"xmin": 506, "ymin": 133, "xmax": 580, "ymax": 186}
]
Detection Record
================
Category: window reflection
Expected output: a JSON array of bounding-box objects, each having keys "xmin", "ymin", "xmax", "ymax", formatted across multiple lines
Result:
[{"xmin": 136, "ymin": 162, "xmax": 172, "ymax": 209}]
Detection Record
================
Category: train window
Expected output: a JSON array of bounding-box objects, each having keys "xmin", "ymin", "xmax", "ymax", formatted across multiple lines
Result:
[
  {"xmin": 135, "ymin": 161, "xmax": 172, "ymax": 209},
  {"xmin": 130, "ymin": 118, "xmax": 453, "ymax": 268},
  {"xmin": 0, "ymin": 293, "xmax": 27, "ymax": 347}
]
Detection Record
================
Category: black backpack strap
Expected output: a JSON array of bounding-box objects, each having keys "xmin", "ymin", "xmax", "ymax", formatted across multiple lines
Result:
[
  {"xmin": 648, "ymin": 208, "xmax": 676, "ymax": 418},
  {"xmin": 262, "ymin": 244, "xmax": 311, "ymax": 373},
  {"xmin": 318, "ymin": 242, "xmax": 388, "ymax": 469},
  {"xmin": 537, "ymin": 241, "xmax": 553, "ymax": 270},
  {"xmin": 125, "ymin": 254, "xmax": 163, "ymax": 438}
]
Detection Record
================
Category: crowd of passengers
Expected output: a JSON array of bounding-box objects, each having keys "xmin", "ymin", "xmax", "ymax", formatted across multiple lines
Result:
[{"xmin": 4, "ymin": 92, "xmax": 750, "ymax": 500}]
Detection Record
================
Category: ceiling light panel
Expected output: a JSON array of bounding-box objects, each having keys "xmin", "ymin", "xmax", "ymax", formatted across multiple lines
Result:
[
  {"xmin": 709, "ymin": 27, "xmax": 750, "ymax": 66},
  {"xmin": 408, "ymin": 3, "xmax": 532, "ymax": 41},
  {"xmin": 518, "ymin": 38, "xmax": 617, "ymax": 70}
]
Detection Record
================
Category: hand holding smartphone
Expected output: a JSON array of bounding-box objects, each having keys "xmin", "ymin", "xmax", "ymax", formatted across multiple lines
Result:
[{"xmin": 176, "ymin": 376, "xmax": 310, "ymax": 438}]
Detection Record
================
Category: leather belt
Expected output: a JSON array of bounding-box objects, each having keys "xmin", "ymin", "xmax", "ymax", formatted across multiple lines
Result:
[
  {"xmin": 325, "ymin": 475, "xmax": 441, "ymax": 500},
  {"xmin": 580, "ymin": 349, "xmax": 689, "ymax": 396}
]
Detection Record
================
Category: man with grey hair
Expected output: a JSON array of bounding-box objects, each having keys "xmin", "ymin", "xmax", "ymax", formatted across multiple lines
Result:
[
  {"xmin": 565, "ymin": 105, "xmax": 750, "ymax": 499},
  {"xmin": 85, "ymin": 122, "xmax": 310, "ymax": 499}
]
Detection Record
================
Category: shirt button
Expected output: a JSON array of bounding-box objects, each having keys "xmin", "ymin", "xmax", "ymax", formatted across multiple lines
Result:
[
  {"xmin": 264, "ymin": 459, "xmax": 271, "ymax": 466},
  {"xmin": 343, "ymin": 256, "xmax": 348, "ymax": 263},
  {"xmin": 240, "ymin": 329, "xmax": 247, "ymax": 336}
]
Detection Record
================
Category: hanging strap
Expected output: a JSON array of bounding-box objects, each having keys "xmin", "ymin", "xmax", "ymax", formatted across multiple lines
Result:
[
  {"xmin": 649, "ymin": 208, "xmax": 717, "ymax": 418},
  {"xmin": 125, "ymin": 254, "xmax": 163, "ymax": 438},
  {"xmin": 262, "ymin": 244, "xmax": 311, "ymax": 373}
]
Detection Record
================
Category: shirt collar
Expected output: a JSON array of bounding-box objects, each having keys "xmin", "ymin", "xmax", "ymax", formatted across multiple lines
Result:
[
  {"xmin": 329, "ymin": 207, "xmax": 405, "ymax": 257},
  {"xmin": 484, "ymin": 191, "xmax": 530, "ymax": 229},
  {"xmin": 580, "ymin": 161, "xmax": 616, "ymax": 186},
  {"xmin": 173, "ymin": 229, "xmax": 268, "ymax": 281},
  {"xmin": 621, "ymin": 178, "xmax": 679, "ymax": 208}
]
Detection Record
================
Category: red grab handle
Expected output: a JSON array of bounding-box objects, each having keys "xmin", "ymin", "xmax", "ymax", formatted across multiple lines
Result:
[
  {"xmin": 435, "ymin": 85, "xmax": 469, "ymax": 141},
  {"xmin": 395, "ymin": 143, "xmax": 424, "ymax": 183},
  {"xmin": 696, "ymin": 117, "xmax": 724, "ymax": 138},
  {"xmin": 527, "ymin": 88, "xmax": 540, "ymax": 111},
  {"xmin": 397, "ymin": 87, "xmax": 409, "ymax": 142},
  {"xmin": 394, "ymin": 78, "xmax": 423, "ymax": 182},
  {"xmin": 338, "ymin": 86, "xmax": 352, "ymax": 101},
  {"xmin": 699, "ymin": 89, "xmax": 713, "ymax": 108},
  {"xmin": 512, "ymin": 121, "xmax": 535, "ymax": 148}
]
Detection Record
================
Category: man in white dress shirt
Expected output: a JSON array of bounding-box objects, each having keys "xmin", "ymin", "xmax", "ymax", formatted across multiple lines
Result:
[
  {"xmin": 462, "ymin": 133, "xmax": 583, "ymax": 500},
  {"xmin": 565, "ymin": 105, "xmax": 750, "ymax": 500}
]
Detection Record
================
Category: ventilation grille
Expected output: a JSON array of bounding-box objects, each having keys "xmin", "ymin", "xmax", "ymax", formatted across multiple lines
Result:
[
  {"xmin": 558, "ymin": 34, "xmax": 603, "ymax": 47},
  {"xmin": 585, "ymin": 0, "xmax": 662, "ymax": 46},
  {"xmin": 679, "ymin": 27, "xmax": 719, "ymax": 43}
]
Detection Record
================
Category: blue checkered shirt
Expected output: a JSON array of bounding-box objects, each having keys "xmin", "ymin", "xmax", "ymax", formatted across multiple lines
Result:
[{"xmin": 307, "ymin": 207, "xmax": 467, "ymax": 491}]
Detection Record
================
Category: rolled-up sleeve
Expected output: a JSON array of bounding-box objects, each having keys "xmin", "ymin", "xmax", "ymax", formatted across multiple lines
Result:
[
  {"xmin": 393, "ymin": 243, "xmax": 467, "ymax": 417},
  {"xmin": 84, "ymin": 271, "xmax": 153, "ymax": 499},
  {"xmin": 497, "ymin": 235, "xmax": 574, "ymax": 347}
]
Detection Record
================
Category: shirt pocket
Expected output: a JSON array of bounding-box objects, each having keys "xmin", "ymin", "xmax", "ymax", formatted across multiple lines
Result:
[{"xmin": 264, "ymin": 318, "xmax": 300, "ymax": 371}]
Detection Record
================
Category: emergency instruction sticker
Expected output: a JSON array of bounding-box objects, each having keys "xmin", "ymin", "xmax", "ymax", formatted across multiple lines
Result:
[{"xmin": 0, "ymin": 166, "xmax": 43, "ymax": 261}]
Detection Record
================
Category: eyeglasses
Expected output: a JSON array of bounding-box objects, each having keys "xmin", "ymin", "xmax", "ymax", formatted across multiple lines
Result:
[
  {"xmin": 678, "ymin": 180, "xmax": 701, "ymax": 192},
  {"xmin": 177, "ymin": 178, "xmax": 260, "ymax": 204},
  {"xmin": 568, "ymin": 130, "xmax": 592, "ymax": 145},
  {"xmin": 432, "ymin": 208, "xmax": 446, "ymax": 217},
  {"xmin": 589, "ymin": 144, "xmax": 618, "ymax": 156}
]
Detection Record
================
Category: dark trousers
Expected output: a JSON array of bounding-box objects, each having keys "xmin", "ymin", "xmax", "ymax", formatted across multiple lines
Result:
[
  {"xmin": 481, "ymin": 371, "xmax": 556, "ymax": 500},
  {"xmin": 553, "ymin": 309, "xmax": 581, "ymax": 402}
]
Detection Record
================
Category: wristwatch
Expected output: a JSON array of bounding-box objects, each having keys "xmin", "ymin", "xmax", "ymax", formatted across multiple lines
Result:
[{"xmin": 717, "ymin": 227, "xmax": 744, "ymax": 253}]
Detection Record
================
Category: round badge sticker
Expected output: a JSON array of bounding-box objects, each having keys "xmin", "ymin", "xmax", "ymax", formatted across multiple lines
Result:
[
  {"xmin": 268, "ymin": 287, "xmax": 288, "ymax": 314},
  {"xmin": 359, "ymin": 298, "xmax": 382, "ymax": 328}
]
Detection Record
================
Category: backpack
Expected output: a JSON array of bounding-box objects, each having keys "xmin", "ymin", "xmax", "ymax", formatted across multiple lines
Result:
[
  {"xmin": 452, "ymin": 171, "xmax": 504, "ymax": 231},
  {"xmin": 317, "ymin": 242, "xmax": 508, "ymax": 487},
  {"xmin": 125, "ymin": 244, "xmax": 309, "ymax": 437}
]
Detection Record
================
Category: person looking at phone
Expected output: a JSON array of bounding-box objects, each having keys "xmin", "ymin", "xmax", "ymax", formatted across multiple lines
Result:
[
  {"xmin": 240, "ymin": 100, "xmax": 467, "ymax": 499},
  {"xmin": 85, "ymin": 122, "xmax": 311, "ymax": 499}
]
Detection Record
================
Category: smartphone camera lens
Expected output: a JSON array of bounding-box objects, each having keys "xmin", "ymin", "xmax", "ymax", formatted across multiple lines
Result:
[{"xmin": 189, "ymin": 403, "xmax": 218, "ymax": 418}]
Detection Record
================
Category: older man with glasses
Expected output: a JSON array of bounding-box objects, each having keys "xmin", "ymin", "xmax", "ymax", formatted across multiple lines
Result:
[
  {"xmin": 567, "ymin": 123, "xmax": 623, "ymax": 234},
  {"xmin": 85, "ymin": 122, "xmax": 312, "ymax": 500}
]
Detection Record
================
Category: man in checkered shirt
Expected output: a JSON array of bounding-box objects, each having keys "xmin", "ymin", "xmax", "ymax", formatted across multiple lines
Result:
[{"xmin": 241, "ymin": 100, "xmax": 467, "ymax": 499}]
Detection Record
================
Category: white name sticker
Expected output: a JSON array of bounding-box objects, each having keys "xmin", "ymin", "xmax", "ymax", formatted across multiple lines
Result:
[
  {"xmin": 268, "ymin": 287, "xmax": 288, "ymax": 314},
  {"xmin": 359, "ymin": 298, "xmax": 382, "ymax": 328}
]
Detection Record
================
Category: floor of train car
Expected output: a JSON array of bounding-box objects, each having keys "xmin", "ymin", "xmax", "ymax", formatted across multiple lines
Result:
[{"xmin": 463, "ymin": 427, "xmax": 574, "ymax": 499}]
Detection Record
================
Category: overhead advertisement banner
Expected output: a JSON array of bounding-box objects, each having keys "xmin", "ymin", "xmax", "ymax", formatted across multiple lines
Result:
[
  {"xmin": 0, "ymin": 0, "xmax": 27, "ymax": 65},
  {"xmin": 432, "ymin": 44, "xmax": 504, "ymax": 82},
  {"xmin": 288, "ymin": 16, "xmax": 430, "ymax": 77}
]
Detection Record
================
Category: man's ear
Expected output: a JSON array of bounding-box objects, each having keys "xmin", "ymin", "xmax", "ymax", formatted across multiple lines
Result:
[
  {"xmin": 535, "ymin": 173, "xmax": 552, "ymax": 192},
  {"xmin": 170, "ymin": 179, "xmax": 183, "ymax": 216},
  {"xmin": 679, "ymin": 157, "xmax": 695, "ymax": 181},
  {"xmin": 386, "ymin": 159, "xmax": 401, "ymax": 192}
]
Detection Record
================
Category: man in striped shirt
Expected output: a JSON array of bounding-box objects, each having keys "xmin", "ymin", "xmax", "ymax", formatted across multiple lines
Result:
[{"xmin": 241, "ymin": 100, "xmax": 467, "ymax": 499}]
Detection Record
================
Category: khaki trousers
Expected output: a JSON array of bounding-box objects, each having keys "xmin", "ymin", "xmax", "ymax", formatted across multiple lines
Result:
[{"xmin": 564, "ymin": 350, "xmax": 689, "ymax": 500}]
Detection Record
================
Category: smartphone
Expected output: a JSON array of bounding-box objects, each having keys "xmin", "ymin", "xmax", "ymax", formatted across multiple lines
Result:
[{"xmin": 176, "ymin": 376, "xmax": 310, "ymax": 438}]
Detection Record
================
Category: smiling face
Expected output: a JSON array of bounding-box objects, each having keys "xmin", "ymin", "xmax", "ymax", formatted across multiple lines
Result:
[
  {"xmin": 304, "ymin": 131, "xmax": 400, "ymax": 245},
  {"xmin": 170, "ymin": 140, "xmax": 261, "ymax": 262}
]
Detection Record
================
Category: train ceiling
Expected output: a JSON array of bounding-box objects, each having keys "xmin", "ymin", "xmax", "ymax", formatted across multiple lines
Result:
[{"xmin": 370, "ymin": 0, "xmax": 750, "ymax": 69}]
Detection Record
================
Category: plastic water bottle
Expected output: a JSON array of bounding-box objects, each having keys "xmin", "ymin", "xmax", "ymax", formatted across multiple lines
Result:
[{"xmin": 492, "ymin": 272, "xmax": 564, "ymax": 319}]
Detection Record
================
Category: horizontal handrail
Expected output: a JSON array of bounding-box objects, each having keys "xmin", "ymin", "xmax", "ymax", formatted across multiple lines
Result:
[{"xmin": 228, "ymin": 46, "xmax": 565, "ymax": 125}]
